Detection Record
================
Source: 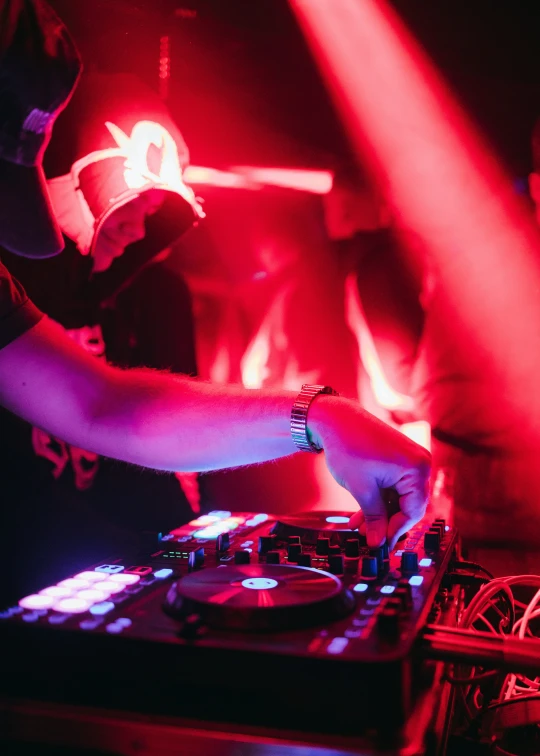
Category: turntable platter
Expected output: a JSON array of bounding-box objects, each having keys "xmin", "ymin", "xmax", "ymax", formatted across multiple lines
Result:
[{"xmin": 164, "ymin": 564, "xmax": 355, "ymax": 631}]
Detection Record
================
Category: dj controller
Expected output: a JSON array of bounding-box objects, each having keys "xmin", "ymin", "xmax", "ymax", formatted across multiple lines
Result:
[{"xmin": 0, "ymin": 510, "xmax": 459, "ymax": 742}]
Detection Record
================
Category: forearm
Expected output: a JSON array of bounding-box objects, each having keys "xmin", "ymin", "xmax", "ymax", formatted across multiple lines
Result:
[{"xmin": 90, "ymin": 370, "xmax": 300, "ymax": 471}]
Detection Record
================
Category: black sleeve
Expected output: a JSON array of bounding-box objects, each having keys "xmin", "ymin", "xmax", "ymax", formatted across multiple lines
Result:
[{"xmin": 0, "ymin": 258, "xmax": 44, "ymax": 350}]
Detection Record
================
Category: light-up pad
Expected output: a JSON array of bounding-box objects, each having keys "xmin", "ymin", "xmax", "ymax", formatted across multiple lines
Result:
[
  {"xmin": 419, "ymin": 558, "xmax": 432, "ymax": 568},
  {"xmin": 53, "ymin": 597, "xmax": 92, "ymax": 614},
  {"xmin": 40, "ymin": 586, "xmax": 73, "ymax": 598},
  {"xmin": 58, "ymin": 578, "xmax": 91, "ymax": 590},
  {"xmin": 409, "ymin": 575, "xmax": 424, "ymax": 587},
  {"xmin": 108, "ymin": 573, "xmax": 140, "ymax": 585},
  {"xmin": 89, "ymin": 601, "xmax": 115, "ymax": 616},
  {"xmin": 76, "ymin": 589, "xmax": 109, "ymax": 602},
  {"xmin": 241, "ymin": 578, "xmax": 278, "ymax": 590},
  {"xmin": 188, "ymin": 515, "xmax": 220, "ymax": 527},
  {"xmin": 353, "ymin": 583, "xmax": 368, "ymax": 593},
  {"xmin": 154, "ymin": 569, "xmax": 173, "ymax": 579},
  {"xmin": 380, "ymin": 585, "xmax": 396, "ymax": 594},
  {"xmin": 327, "ymin": 637, "xmax": 349, "ymax": 655},
  {"xmin": 93, "ymin": 580, "xmax": 124, "ymax": 595},
  {"xmin": 74, "ymin": 571, "xmax": 106, "ymax": 583},
  {"xmin": 19, "ymin": 594, "xmax": 55, "ymax": 610},
  {"xmin": 325, "ymin": 516, "xmax": 350, "ymax": 524},
  {"xmin": 207, "ymin": 510, "xmax": 232, "ymax": 520}
]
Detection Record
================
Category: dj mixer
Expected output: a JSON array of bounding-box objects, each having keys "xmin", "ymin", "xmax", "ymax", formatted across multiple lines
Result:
[{"xmin": 0, "ymin": 510, "xmax": 459, "ymax": 741}]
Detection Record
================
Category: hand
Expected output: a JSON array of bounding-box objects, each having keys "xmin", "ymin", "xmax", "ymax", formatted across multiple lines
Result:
[{"xmin": 309, "ymin": 397, "xmax": 430, "ymax": 549}]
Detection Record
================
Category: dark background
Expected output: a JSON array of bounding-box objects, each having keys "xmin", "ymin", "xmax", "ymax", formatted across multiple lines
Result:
[{"xmin": 48, "ymin": 0, "xmax": 540, "ymax": 178}]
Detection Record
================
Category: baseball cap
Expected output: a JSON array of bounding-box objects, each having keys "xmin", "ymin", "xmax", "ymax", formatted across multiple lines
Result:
[{"xmin": 0, "ymin": 0, "xmax": 82, "ymax": 258}]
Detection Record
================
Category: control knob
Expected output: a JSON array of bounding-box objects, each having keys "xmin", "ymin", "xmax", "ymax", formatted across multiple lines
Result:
[
  {"xmin": 400, "ymin": 551, "xmax": 418, "ymax": 574},
  {"xmin": 345, "ymin": 539, "xmax": 360, "ymax": 558},
  {"xmin": 234, "ymin": 550, "xmax": 251, "ymax": 565},
  {"xmin": 360, "ymin": 556, "xmax": 378, "ymax": 579}
]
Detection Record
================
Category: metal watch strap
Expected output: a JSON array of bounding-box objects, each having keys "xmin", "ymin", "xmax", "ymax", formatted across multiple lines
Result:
[{"xmin": 290, "ymin": 384, "xmax": 339, "ymax": 453}]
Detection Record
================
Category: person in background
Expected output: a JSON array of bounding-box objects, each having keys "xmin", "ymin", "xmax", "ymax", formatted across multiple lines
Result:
[{"xmin": 0, "ymin": 0, "xmax": 431, "ymax": 606}]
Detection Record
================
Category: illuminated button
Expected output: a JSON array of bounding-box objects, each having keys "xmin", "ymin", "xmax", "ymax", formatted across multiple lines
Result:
[
  {"xmin": 240, "ymin": 541, "xmax": 254, "ymax": 548},
  {"xmin": 95, "ymin": 565, "xmax": 124, "ymax": 574},
  {"xmin": 380, "ymin": 585, "xmax": 396, "ymax": 595},
  {"xmin": 89, "ymin": 601, "xmax": 115, "ymax": 616},
  {"xmin": 344, "ymin": 628, "xmax": 363, "ymax": 639},
  {"xmin": 40, "ymin": 585, "xmax": 73, "ymax": 598},
  {"xmin": 19, "ymin": 594, "xmax": 55, "ymax": 611},
  {"xmin": 249, "ymin": 513, "xmax": 268, "ymax": 524},
  {"xmin": 22, "ymin": 612, "xmax": 40, "ymax": 622},
  {"xmin": 241, "ymin": 578, "xmax": 278, "ymax": 590},
  {"xmin": 108, "ymin": 573, "xmax": 141, "ymax": 585},
  {"xmin": 409, "ymin": 575, "xmax": 424, "ymax": 587},
  {"xmin": 76, "ymin": 589, "xmax": 109, "ymax": 603},
  {"xmin": 352, "ymin": 617, "xmax": 370, "ymax": 627},
  {"xmin": 154, "ymin": 568, "xmax": 173, "ymax": 579},
  {"xmin": 116, "ymin": 618, "xmax": 132, "ymax": 628},
  {"xmin": 123, "ymin": 566, "xmax": 152, "ymax": 576},
  {"xmin": 207, "ymin": 510, "xmax": 232, "ymax": 520},
  {"xmin": 48, "ymin": 613, "xmax": 69, "ymax": 624},
  {"xmin": 106, "ymin": 623, "xmax": 123, "ymax": 634},
  {"xmin": 353, "ymin": 583, "xmax": 369, "ymax": 593},
  {"xmin": 445, "ymin": 525, "xmax": 450, "ymax": 532},
  {"xmin": 75, "ymin": 571, "xmax": 106, "ymax": 582},
  {"xmin": 327, "ymin": 637, "xmax": 349, "ymax": 655},
  {"xmin": 395, "ymin": 550, "xmax": 403, "ymax": 557},
  {"xmin": 189, "ymin": 515, "xmax": 220, "ymax": 527},
  {"xmin": 8, "ymin": 606, "xmax": 23, "ymax": 615},
  {"xmin": 0, "ymin": 610, "xmax": 12, "ymax": 620},
  {"xmin": 58, "ymin": 578, "xmax": 91, "ymax": 590},
  {"xmin": 419, "ymin": 558, "xmax": 433, "ymax": 568},
  {"xmin": 80, "ymin": 618, "xmax": 103, "ymax": 630},
  {"xmin": 360, "ymin": 607, "xmax": 375, "ymax": 616},
  {"xmin": 192, "ymin": 527, "xmax": 221, "ymax": 539},
  {"xmin": 53, "ymin": 597, "xmax": 92, "ymax": 614},
  {"xmin": 93, "ymin": 580, "xmax": 124, "ymax": 595},
  {"xmin": 325, "ymin": 516, "xmax": 350, "ymax": 524},
  {"xmin": 366, "ymin": 597, "xmax": 382, "ymax": 606}
]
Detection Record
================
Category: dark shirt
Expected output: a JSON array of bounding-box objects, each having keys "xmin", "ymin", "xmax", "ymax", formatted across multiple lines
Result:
[{"xmin": 0, "ymin": 258, "xmax": 43, "ymax": 349}]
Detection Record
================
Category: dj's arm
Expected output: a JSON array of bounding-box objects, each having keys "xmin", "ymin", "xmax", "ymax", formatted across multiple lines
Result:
[{"xmin": 0, "ymin": 316, "xmax": 430, "ymax": 547}]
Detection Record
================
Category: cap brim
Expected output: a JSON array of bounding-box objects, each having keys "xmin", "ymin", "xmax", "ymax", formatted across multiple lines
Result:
[{"xmin": 0, "ymin": 159, "xmax": 64, "ymax": 258}]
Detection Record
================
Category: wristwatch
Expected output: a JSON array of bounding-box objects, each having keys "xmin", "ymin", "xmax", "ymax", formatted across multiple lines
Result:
[{"xmin": 290, "ymin": 384, "xmax": 339, "ymax": 453}]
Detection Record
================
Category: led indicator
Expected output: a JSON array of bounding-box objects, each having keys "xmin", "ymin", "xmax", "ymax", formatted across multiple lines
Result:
[
  {"xmin": 419, "ymin": 558, "xmax": 432, "ymax": 568},
  {"xmin": 22, "ymin": 612, "xmax": 40, "ymax": 623},
  {"xmin": 154, "ymin": 568, "xmax": 173, "ymax": 579},
  {"xmin": 19, "ymin": 594, "xmax": 55, "ymax": 610},
  {"xmin": 53, "ymin": 597, "xmax": 92, "ymax": 614},
  {"xmin": 353, "ymin": 583, "xmax": 368, "ymax": 593},
  {"xmin": 409, "ymin": 575, "xmax": 424, "ymax": 587},
  {"xmin": 445, "ymin": 525, "xmax": 450, "ymax": 532},
  {"xmin": 116, "ymin": 618, "xmax": 132, "ymax": 628},
  {"xmin": 106, "ymin": 623, "xmax": 124, "ymax": 634},
  {"xmin": 380, "ymin": 585, "xmax": 396, "ymax": 594},
  {"xmin": 325, "ymin": 516, "xmax": 350, "ymax": 524},
  {"xmin": 241, "ymin": 578, "xmax": 278, "ymax": 590},
  {"xmin": 89, "ymin": 601, "xmax": 115, "ymax": 616},
  {"xmin": 95, "ymin": 564, "xmax": 124, "ymax": 574},
  {"xmin": 327, "ymin": 637, "xmax": 349, "ymax": 655}
]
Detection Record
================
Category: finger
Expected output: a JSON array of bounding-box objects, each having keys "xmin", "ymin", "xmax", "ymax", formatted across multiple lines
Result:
[
  {"xmin": 348, "ymin": 510, "xmax": 365, "ymax": 530},
  {"xmin": 387, "ymin": 511, "xmax": 414, "ymax": 551}
]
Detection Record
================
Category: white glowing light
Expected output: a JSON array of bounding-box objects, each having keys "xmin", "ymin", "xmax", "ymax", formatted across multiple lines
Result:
[
  {"xmin": 108, "ymin": 573, "xmax": 141, "ymax": 585},
  {"xmin": 19, "ymin": 594, "xmax": 55, "ymax": 610},
  {"xmin": 76, "ymin": 589, "xmax": 109, "ymax": 602},
  {"xmin": 93, "ymin": 580, "xmax": 124, "ymax": 595},
  {"xmin": 74, "ymin": 571, "xmax": 105, "ymax": 583},
  {"xmin": 58, "ymin": 578, "xmax": 91, "ymax": 590},
  {"xmin": 53, "ymin": 597, "xmax": 92, "ymax": 614},
  {"xmin": 40, "ymin": 586, "xmax": 74, "ymax": 598},
  {"xmin": 325, "ymin": 516, "xmax": 350, "ymax": 524}
]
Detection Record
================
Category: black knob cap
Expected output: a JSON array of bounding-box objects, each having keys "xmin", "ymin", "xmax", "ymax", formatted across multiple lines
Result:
[
  {"xmin": 234, "ymin": 550, "xmax": 250, "ymax": 565},
  {"xmin": 377, "ymin": 608, "xmax": 400, "ymax": 640},
  {"xmin": 430, "ymin": 522, "xmax": 444, "ymax": 538},
  {"xmin": 361, "ymin": 556, "xmax": 378, "ymax": 578},
  {"xmin": 434, "ymin": 518, "xmax": 446, "ymax": 529},
  {"xmin": 258, "ymin": 535, "xmax": 276, "ymax": 555},
  {"xmin": 297, "ymin": 553, "xmax": 312, "ymax": 568},
  {"xmin": 396, "ymin": 582, "xmax": 413, "ymax": 609},
  {"xmin": 287, "ymin": 543, "xmax": 302, "ymax": 562},
  {"xmin": 266, "ymin": 551, "xmax": 280, "ymax": 564},
  {"xmin": 188, "ymin": 547, "xmax": 204, "ymax": 571},
  {"xmin": 328, "ymin": 545, "xmax": 341, "ymax": 556},
  {"xmin": 424, "ymin": 529, "xmax": 441, "ymax": 553},
  {"xmin": 328, "ymin": 554, "xmax": 345, "ymax": 575},
  {"xmin": 288, "ymin": 535, "xmax": 301, "ymax": 545},
  {"xmin": 400, "ymin": 551, "xmax": 418, "ymax": 574},
  {"xmin": 316, "ymin": 537, "xmax": 330, "ymax": 556},
  {"xmin": 345, "ymin": 539, "xmax": 360, "ymax": 558},
  {"xmin": 216, "ymin": 533, "xmax": 230, "ymax": 552},
  {"xmin": 369, "ymin": 547, "xmax": 385, "ymax": 572},
  {"xmin": 381, "ymin": 542, "xmax": 390, "ymax": 560}
]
